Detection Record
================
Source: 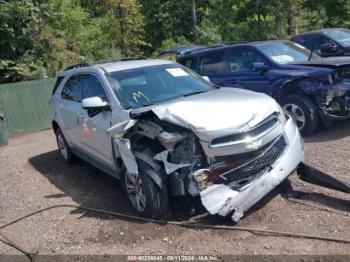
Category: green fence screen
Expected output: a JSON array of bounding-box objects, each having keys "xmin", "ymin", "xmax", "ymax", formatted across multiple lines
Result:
[{"xmin": 0, "ymin": 78, "xmax": 56, "ymax": 134}]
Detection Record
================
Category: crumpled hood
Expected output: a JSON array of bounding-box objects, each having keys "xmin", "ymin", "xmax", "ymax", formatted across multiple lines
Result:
[
  {"xmin": 296, "ymin": 56, "xmax": 350, "ymax": 68},
  {"xmin": 150, "ymin": 88, "xmax": 280, "ymax": 142}
]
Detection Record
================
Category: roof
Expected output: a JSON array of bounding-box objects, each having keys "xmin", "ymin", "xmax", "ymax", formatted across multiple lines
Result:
[
  {"xmin": 97, "ymin": 59, "xmax": 173, "ymax": 73},
  {"xmin": 294, "ymin": 28, "xmax": 347, "ymax": 37},
  {"xmin": 63, "ymin": 59, "xmax": 174, "ymax": 74},
  {"xmin": 180, "ymin": 40, "xmax": 291, "ymax": 57},
  {"xmin": 159, "ymin": 45, "xmax": 207, "ymax": 56}
]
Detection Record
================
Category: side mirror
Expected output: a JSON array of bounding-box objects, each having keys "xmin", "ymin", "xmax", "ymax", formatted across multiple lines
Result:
[
  {"xmin": 251, "ymin": 62, "xmax": 268, "ymax": 72},
  {"xmin": 202, "ymin": 76, "xmax": 210, "ymax": 82},
  {"xmin": 320, "ymin": 43, "xmax": 337, "ymax": 54},
  {"xmin": 82, "ymin": 96, "xmax": 110, "ymax": 110}
]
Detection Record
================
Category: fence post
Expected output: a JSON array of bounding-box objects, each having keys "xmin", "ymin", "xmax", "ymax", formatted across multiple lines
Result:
[{"xmin": 0, "ymin": 110, "xmax": 8, "ymax": 146}]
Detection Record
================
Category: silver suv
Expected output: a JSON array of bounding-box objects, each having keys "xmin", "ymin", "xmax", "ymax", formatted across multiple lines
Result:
[{"xmin": 50, "ymin": 58, "xmax": 304, "ymax": 222}]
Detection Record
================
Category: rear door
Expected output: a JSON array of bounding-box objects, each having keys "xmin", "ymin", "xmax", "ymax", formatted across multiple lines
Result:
[
  {"xmin": 78, "ymin": 74, "xmax": 115, "ymax": 170},
  {"xmin": 58, "ymin": 74, "xmax": 84, "ymax": 147},
  {"xmin": 197, "ymin": 51, "xmax": 229, "ymax": 85}
]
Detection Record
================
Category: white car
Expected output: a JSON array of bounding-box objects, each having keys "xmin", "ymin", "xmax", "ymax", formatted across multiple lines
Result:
[{"xmin": 50, "ymin": 58, "xmax": 304, "ymax": 221}]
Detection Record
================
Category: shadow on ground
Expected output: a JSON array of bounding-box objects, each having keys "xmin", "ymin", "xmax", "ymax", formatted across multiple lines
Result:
[
  {"xmin": 28, "ymin": 149, "xmax": 350, "ymax": 227},
  {"xmin": 305, "ymin": 120, "xmax": 350, "ymax": 143}
]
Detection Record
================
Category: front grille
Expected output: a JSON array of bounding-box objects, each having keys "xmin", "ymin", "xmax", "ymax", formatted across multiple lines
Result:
[
  {"xmin": 211, "ymin": 114, "xmax": 279, "ymax": 146},
  {"xmin": 221, "ymin": 135, "xmax": 287, "ymax": 183}
]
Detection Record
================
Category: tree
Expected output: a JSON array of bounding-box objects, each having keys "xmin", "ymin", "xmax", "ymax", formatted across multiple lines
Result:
[
  {"xmin": 105, "ymin": 0, "xmax": 147, "ymax": 56},
  {"xmin": 0, "ymin": 0, "xmax": 40, "ymax": 83}
]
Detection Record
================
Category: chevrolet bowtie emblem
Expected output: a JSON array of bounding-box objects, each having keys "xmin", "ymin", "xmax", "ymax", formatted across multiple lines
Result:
[{"xmin": 247, "ymin": 140, "xmax": 263, "ymax": 150}]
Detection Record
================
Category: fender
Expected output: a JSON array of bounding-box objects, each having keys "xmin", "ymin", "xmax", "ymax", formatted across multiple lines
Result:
[{"xmin": 273, "ymin": 76, "xmax": 328, "ymax": 101}]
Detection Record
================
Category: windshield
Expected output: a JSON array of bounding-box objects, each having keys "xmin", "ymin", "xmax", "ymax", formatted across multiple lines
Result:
[
  {"xmin": 259, "ymin": 41, "xmax": 319, "ymax": 64},
  {"xmin": 324, "ymin": 28, "xmax": 350, "ymax": 47},
  {"xmin": 107, "ymin": 64, "xmax": 215, "ymax": 109}
]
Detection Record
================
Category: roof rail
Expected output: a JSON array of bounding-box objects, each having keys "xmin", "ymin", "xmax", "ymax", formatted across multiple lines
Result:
[
  {"xmin": 64, "ymin": 63, "xmax": 93, "ymax": 71},
  {"xmin": 96, "ymin": 56, "xmax": 148, "ymax": 64},
  {"xmin": 181, "ymin": 44, "xmax": 226, "ymax": 56},
  {"xmin": 226, "ymin": 41, "xmax": 248, "ymax": 45},
  {"xmin": 208, "ymin": 44, "xmax": 226, "ymax": 48}
]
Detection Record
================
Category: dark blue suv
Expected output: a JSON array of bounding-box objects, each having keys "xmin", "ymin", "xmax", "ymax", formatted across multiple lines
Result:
[
  {"xmin": 292, "ymin": 28, "xmax": 350, "ymax": 57},
  {"xmin": 161, "ymin": 41, "xmax": 350, "ymax": 135}
]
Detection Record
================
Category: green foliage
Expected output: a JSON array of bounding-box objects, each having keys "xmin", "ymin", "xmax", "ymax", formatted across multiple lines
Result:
[
  {"xmin": 0, "ymin": 0, "xmax": 40, "ymax": 83},
  {"xmin": 2, "ymin": 0, "xmax": 350, "ymax": 83}
]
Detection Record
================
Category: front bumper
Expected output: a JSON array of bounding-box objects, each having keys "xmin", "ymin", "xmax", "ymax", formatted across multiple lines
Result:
[
  {"xmin": 320, "ymin": 85, "xmax": 350, "ymax": 122},
  {"xmin": 199, "ymin": 118, "xmax": 304, "ymax": 222}
]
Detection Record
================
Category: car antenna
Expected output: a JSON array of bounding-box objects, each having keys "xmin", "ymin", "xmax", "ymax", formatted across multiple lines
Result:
[{"xmin": 308, "ymin": 44, "xmax": 314, "ymax": 61}]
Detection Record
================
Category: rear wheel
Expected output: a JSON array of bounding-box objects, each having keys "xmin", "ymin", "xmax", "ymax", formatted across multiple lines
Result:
[
  {"xmin": 281, "ymin": 95, "xmax": 319, "ymax": 136},
  {"xmin": 55, "ymin": 128, "xmax": 75, "ymax": 164},
  {"xmin": 122, "ymin": 159, "xmax": 168, "ymax": 218}
]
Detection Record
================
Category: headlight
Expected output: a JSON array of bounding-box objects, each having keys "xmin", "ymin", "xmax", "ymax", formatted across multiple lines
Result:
[{"xmin": 276, "ymin": 103, "xmax": 287, "ymax": 126}]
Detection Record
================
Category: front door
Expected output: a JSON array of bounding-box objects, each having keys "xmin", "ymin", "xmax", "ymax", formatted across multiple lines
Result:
[
  {"xmin": 218, "ymin": 47, "xmax": 271, "ymax": 95},
  {"xmin": 78, "ymin": 74, "xmax": 115, "ymax": 170}
]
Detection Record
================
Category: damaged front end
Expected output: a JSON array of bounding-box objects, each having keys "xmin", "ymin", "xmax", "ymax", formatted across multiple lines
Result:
[
  {"xmin": 107, "ymin": 93, "xmax": 304, "ymax": 222},
  {"xmin": 294, "ymin": 66, "xmax": 350, "ymax": 123},
  {"xmin": 190, "ymin": 113, "xmax": 304, "ymax": 222},
  {"xmin": 321, "ymin": 67, "xmax": 350, "ymax": 121}
]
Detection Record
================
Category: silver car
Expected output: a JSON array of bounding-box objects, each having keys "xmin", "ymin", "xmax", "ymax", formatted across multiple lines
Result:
[{"xmin": 50, "ymin": 58, "xmax": 304, "ymax": 222}]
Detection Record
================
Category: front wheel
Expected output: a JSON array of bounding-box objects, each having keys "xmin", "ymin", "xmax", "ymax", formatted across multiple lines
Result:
[
  {"xmin": 121, "ymin": 160, "xmax": 168, "ymax": 218},
  {"xmin": 281, "ymin": 95, "xmax": 319, "ymax": 136}
]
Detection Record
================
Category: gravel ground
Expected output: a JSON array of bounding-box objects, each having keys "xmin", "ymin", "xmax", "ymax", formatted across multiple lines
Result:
[{"xmin": 1, "ymin": 122, "xmax": 350, "ymax": 258}]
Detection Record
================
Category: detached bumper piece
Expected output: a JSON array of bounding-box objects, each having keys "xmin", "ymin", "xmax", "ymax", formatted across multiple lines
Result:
[{"xmin": 297, "ymin": 163, "xmax": 350, "ymax": 194}]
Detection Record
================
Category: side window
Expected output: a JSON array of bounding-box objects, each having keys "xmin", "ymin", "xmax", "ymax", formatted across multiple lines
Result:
[
  {"xmin": 199, "ymin": 52, "xmax": 226, "ymax": 75},
  {"xmin": 303, "ymin": 35, "xmax": 337, "ymax": 55},
  {"xmin": 82, "ymin": 74, "xmax": 108, "ymax": 101},
  {"xmin": 181, "ymin": 58, "xmax": 193, "ymax": 69},
  {"xmin": 228, "ymin": 49, "xmax": 266, "ymax": 72},
  {"xmin": 61, "ymin": 75, "xmax": 83, "ymax": 102},
  {"xmin": 298, "ymin": 36, "xmax": 313, "ymax": 50},
  {"xmin": 52, "ymin": 76, "xmax": 64, "ymax": 95}
]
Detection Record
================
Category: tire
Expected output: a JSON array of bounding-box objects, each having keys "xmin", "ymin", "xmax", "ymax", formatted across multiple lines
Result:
[
  {"xmin": 121, "ymin": 159, "xmax": 169, "ymax": 218},
  {"xmin": 55, "ymin": 128, "xmax": 76, "ymax": 164},
  {"xmin": 281, "ymin": 95, "xmax": 319, "ymax": 136}
]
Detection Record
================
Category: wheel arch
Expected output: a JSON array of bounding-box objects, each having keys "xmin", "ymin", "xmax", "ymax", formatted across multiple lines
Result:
[
  {"xmin": 117, "ymin": 134, "xmax": 167, "ymax": 190},
  {"xmin": 52, "ymin": 120, "xmax": 60, "ymax": 131},
  {"xmin": 274, "ymin": 79, "xmax": 319, "ymax": 107}
]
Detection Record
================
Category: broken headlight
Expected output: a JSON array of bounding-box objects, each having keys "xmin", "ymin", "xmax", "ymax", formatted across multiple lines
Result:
[{"xmin": 192, "ymin": 169, "xmax": 221, "ymax": 191}]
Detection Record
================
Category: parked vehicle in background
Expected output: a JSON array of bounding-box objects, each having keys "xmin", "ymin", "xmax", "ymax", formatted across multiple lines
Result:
[
  {"xmin": 50, "ymin": 58, "xmax": 304, "ymax": 222},
  {"xmin": 166, "ymin": 40, "xmax": 350, "ymax": 136},
  {"xmin": 292, "ymin": 28, "xmax": 350, "ymax": 57}
]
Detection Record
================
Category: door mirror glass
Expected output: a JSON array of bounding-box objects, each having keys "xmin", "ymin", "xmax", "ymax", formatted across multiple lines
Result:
[
  {"xmin": 320, "ymin": 43, "xmax": 337, "ymax": 54},
  {"xmin": 251, "ymin": 62, "xmax": 268, "ymax": 72},
  {"xmin": 82, "ymin": 96, "xmax": 110, "ymax": 110}
]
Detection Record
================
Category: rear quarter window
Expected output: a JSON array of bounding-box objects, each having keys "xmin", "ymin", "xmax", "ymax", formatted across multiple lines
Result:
[
  {"xmin": 181, "ymin": 58, "xmax": 194, "ymax": 69},
  {"xmin": 52, "ymin": 76, "xmax": 64, "ymax": 95}
]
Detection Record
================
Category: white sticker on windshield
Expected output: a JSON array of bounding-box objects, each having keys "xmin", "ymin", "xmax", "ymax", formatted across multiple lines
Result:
[
  {"xmin": 271, "ymin": 55, "xmax": 294, "ymax": 64},
  {"xmin": 166, "ymin": 68, "xmax": 189, "ymax": 77}
]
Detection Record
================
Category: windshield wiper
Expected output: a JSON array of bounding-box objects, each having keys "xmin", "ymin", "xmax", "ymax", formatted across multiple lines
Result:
[
  {"xmin": 182, "ymin": 90, "xmax": 208, "ymax": 97},
  {"xmin": 127, "ymin": 101, "xmax": 156, "ymax": 110}
]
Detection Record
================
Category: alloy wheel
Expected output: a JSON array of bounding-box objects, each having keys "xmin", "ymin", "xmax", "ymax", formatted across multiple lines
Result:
[
  {"xmin": 283, "ymin": 103, "xmax": 306, "ymax": 130},
  {"xmin": 57, "ymin": 133, "xmax": 68, "ymax": 160},
  {"xmin": 125, "ymin": 172, "xmax": 146, "ymax": 212}
]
